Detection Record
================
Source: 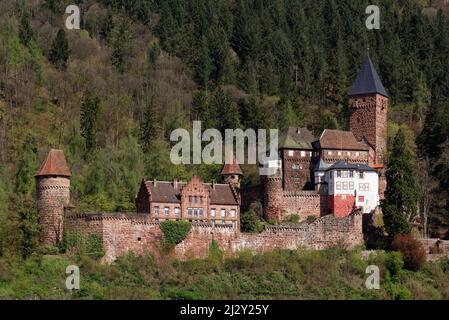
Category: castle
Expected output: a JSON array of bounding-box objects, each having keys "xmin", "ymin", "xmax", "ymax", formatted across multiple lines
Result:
[{"xmin": 34, "ymin": 54, "xmax": 386, "ymax": 261}]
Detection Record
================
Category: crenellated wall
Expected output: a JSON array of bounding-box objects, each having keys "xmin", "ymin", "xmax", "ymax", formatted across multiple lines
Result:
[{"xmin": 65, "ymin": 211, "xmax": 363, "ymax": 262}]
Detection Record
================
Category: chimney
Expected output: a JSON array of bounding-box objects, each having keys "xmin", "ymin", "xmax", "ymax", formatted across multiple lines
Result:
[{"xmin": 173, "ymin": 178, "xmax": 178, "ymax": 189}]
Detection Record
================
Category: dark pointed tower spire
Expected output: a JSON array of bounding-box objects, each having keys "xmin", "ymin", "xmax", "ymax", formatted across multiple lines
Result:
[{"xmin": 348, "ymin": 54, "xmax": 388, "ymax": 97}]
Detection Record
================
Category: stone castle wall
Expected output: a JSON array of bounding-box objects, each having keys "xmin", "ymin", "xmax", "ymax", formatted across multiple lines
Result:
[
  {"xmin": 36, "ymin": 176, "xmax": 70, "ymax": 245},
  {"xmin": 65, "ymin": 212, "xmax": 363, "ymax": 262}
]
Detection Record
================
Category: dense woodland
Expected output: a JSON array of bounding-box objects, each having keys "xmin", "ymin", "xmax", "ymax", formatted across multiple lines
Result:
[{"xmin": 0, "ymin": 0, "xmax": 449, "ymax": 260}]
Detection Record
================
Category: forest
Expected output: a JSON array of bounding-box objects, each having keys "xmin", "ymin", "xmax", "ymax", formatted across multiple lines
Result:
[{"xmin": 0, "ymin": 0, "xmax": 448, "ymax": 260}]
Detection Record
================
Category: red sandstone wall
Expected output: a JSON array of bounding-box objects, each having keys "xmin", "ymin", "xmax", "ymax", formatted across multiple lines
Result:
[
  {"xmin": 281, "ymin": 191, "xmax": 326, "ymax": 221},
  {"xmin": 65, "ymin": 212, "xmax": 363, "ymax": 262}
]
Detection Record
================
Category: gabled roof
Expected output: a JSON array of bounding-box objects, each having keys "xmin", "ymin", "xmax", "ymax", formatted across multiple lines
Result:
[
  {"xmin": 221, "ymin": 152, "xmax": 243, "ymax": 176},
  {"xmin": 348, "ymin": 55, "xmax": 388, "ymax": 97},
  {"xmin": 316, "ymin": 129, "xmax": 369, "ymax": 151},
  {"xmin": 35, "ymin": 149, "xmax": 71, "ymax": 177},
  {"xmin": 143, "ymin": 180, "xmax": 238, "ymax": 205},
  {"xmin": 326, "ymin": 160, "xmax": 375, "ymax": 172},
  {"xmin": 279, "ymin": 127, "xmax": 315, "ymax": 150}
]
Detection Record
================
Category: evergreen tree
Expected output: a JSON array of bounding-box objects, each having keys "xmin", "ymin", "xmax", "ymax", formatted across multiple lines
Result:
[
  {"xmin": 19, "ymin": 12, "xmax": 34, "ymax": 47},
  {"xmin": 213, "ymin": 88, "xmax": 240, "ymax": 133},
  {"xmin": 140, "ymin": 102, "xmax": 160, "ymax": 153},
  {"xmin": 14, "ymin": 136, "xmax": 39, "ymax": 195},
  {"xmin": 382, "ymin": 128, "xmax": 418, "ymax": 239},
  {"xmin": 80, "ymin": 94, "xmax": 100, "ymax": 155},
  {"xmin": 49, "ymin": 29, "xmax": 70, "ymax": 70}
]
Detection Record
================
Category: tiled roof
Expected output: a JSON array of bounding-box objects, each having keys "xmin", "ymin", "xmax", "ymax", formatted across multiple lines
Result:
[
  {"xmin": 326, "ymin": 160, "xmax": 375, "ymax": 172},
  {"xmin": 279, "ymin": 127, "xmax": 315, "ymax": 150},
  {"xmin": 144, "ymin": 180, "xmax": 238, "ymax": 205},
  {"xmin": 35, "ymin": 149, "xmax": 71, "ymax": 177},
  {"xmin": 317, "ymin": 129, "xmax": 369, "ymax": 151},
  {"xmin": 348, "ymin": 55, "xmax": 388, "ymax": 97},
  {"xmin": 221, "ymin": 152, "xmax": 243, "ymax": 175}
]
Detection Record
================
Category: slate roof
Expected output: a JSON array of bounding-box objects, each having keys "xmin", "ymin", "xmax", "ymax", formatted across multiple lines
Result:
[
  {"xmin": 348, "ymin": 55, "xmax": 388, "ymax": 97},
  {"xmin": 35, "ymin": 149, "xmax": 71, "ymax": 177},
  {"xmin": 279, "ymin": 127, "xmax": 316, "ymax": 150},
  {"xmin": 143, "ymin": 181, "xmax": 238, "ymax": 205},
  {"xmin": 326, "ymin": 160, "xmax": 375, "ymax": 172},
  {"xmin": 316, "ymin": 129, "xmax": 369, "ymax": 151}
]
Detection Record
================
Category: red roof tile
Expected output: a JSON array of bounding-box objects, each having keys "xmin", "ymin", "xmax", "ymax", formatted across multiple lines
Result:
[
  {"xmin": 221, "ymin": 152, "xmax": 243, "ymax": 175},
  {"xmin": 317, "ymin": 129, "xmax": 369, "ymax": 151},
  {"xmin": 35, "ymin": 149, "xmax": 71, "ymax": 177}
]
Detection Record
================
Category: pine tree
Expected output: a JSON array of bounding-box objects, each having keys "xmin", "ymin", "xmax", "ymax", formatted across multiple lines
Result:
[
  {"xmin": 382, "ymin": 128, "xmax": 417, "ymax": 239},
  {"xmin": 19, "ymin": 12, "xmax": 34, "ymax": 47},
  {"xmin": 140, "ymin": 102, "xmax": 160, "ymax": 153},
  {"xmin": 14, "ymin": 136, "xmax": 39, "ymax": 195},
  {"xmin": 49, "ymin": 29, "xmax": 70, "ymax": 70},
  {"xmin": 80, "ymin": 94, "xmax": 100, "ymax": 155}
]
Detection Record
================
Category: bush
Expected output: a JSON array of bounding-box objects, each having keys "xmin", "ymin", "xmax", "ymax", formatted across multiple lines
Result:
[
  {"xmin": 36, "ymin": 245, "xmax": 59, "ymax": 255},
  {"xmin": 284, "ymin": 214, "xmax": 300, "ymax": 224},
  {"xmin": 208, "ymin": 240, "xmax": 224, "ymax": 268},
  {"xmin": 385, "ymin": 251, "xmax": 404, "ymax": 275},
  {"xmin": 160, "ymin": 220, "xmax": 191, "ymax": 246},
  {"xmin": 391, "ymin": 234, "xmax": 426, "ymax": 271},
  {"xmin": 306, "ymin": 215, "xmax": 317, "ymax": 223},
  {"xmin": 240, "ymin": 209, "xmax": 263, "ymax": 233},
  {"xmin": 63, "ymin": 232, "xmax": 104, "ymax": 259}
]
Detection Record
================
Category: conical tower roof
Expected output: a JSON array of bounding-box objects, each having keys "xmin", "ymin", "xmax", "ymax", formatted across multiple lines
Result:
[
  {"xmin": 221, "ymin": 152, "xmax": 243, "ymax": 176},
  {"xmin": 348, "ymin": 55, "xmax": 388, "ymax": 97},
  {"xmin": 35, "ymin": 149, "xmax": 71, "ymax": 177}
]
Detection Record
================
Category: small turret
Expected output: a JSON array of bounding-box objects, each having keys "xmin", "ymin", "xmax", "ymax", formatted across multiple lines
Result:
[
  {"xmin": 35, "ymin": 149, "xmax": 71, "ymax": 245},
  {"xmin": 221, "ymin": 152, "xmax": 243, "ymax": 189}
]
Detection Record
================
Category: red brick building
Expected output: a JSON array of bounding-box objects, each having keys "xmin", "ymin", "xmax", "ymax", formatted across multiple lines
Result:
[
  {"xmin": 262, "ymin": 54, "xmax": 388, "ymax": 222},
  {"xmin": 136, "ymin": 160, "xmax": 242, "ymax": 230}
]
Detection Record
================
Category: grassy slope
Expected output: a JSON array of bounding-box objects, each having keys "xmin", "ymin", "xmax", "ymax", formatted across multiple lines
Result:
[{"xmin": 1, "ymin": 248, "xmax": 448, "ymax": 300}]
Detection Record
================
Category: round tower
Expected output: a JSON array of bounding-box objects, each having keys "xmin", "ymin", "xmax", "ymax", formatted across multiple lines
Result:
[
  {"xmin": 261, "ymin": 160, "xmax": 284, "ymax": 222},
  {"xmin": 221, "ymin": 152, "xmax": 243, "ymax": 189},
  {"xmin": 35, "ymin": 149, "xmax": 71, "ymax": 245}
]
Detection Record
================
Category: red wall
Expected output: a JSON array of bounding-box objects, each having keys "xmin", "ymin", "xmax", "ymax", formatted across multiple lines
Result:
[{"xmin": 328, "ymin": 194, "xmax": 355, "ymax": 218}]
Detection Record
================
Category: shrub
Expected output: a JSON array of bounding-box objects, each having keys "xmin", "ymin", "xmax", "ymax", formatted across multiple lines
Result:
[
  {"xmin": 240, "ymin": 209, "xmax": 263, "ymax": 233},
  {"xmin": 385, "ymin": 251, "xmax": 404, "ymax": 275},
  {"xmin": 63, "ymin": 232, "xmax": 104, "ymax": 259},
  {"xmin": 306, "ymin": 215, "xmax": 317, "ymax": 223},
  {"xmin": 391, "ymin": 234, "xmax": 426, "ymax": 271},
  {"xmin": 36, "ymin": 245, "xmax": 59, "ymax": 255},
  {"xmin": 284, "ymin": 214, "xmax": 300, "ymax": 224},
  {"xmin": 160, "ymin": 220, "xmax": 191, "ymax": 246},
  {"xmin": 208, "ymin": 240, "xmax": 224, "ymax": 268}
]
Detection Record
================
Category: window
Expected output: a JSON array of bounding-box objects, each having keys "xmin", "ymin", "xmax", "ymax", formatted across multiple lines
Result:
[
  {"xmin": 188, "ymin": 208, "xmax": 193, "ymax": 216},
  {"xmin": 292, "ymin": 164, "xmax": 300, "ymax": 170},
  {"xmin": 174, "ymin": 207, "xmax": 180, "ymax": 216},
  {"xmin": 338, "ymin": 151, "xmax": 342, "ymax": 156},
  {"xmin": 300, "ymin": 151, "xmax": 306, "ymax": 157},
  {"xmin": 222, "ymin": 220, "xmax": 225, "ymax": 224},
  {"xmin": 199, "ymin": 208, "xmax": 203, "ymax": 216},
  {"xmin": 189, "ymin": 196, "xmax": 192, "ymax": 203},
  {"xmin": 288, "ymin": 150, "xmax": 294, "ymax": 156},
  {"xmin": 164, "ymin": 207, "xmax": 169, "ymax": 215},
  {"xmin": 336, "ymin": 181, "xmax": 342, "ymax": 190},
  {"xmin": 337, "ymin": 170, "xmax": 341, "ymax": 178},
  {"xmin": 349, "ymin": 182, "xmax": 354, "ymax": 189},
  {"xmin": 347, "ymin": 152, "xmax": 351, "ymax": 156},
  {"xmin": 154, "ymin": 206, "xmax": 159, "ymax": 216},
  {"xmin": 200, "ymin": 196, "xmax": 203, "ymax": 204},
  {"xmin": 342, "ymin": 171, "xmax": 349, "ymax": 178},
  {"xmin": 328, "ymin": 151, "xmax": 332, "ymax": 155},
  {"xmin": 221, "ymin": 209, "xmax": 226, "ymax": 217},
  {"xmin": 356, "ymin": 152, "xmax": 360, "ymax": 157},
  {"xmin": 343, "ymin": 182, "xmax": 349, "ymax": 190},
  {"xmin": 194, "ymin": 208, "xmax": 198, "ymax": 216},
  {"xmin": 359, "ymin": 183, "xmax": 369, "ymax": 191},
  {"xmin": 194, "ymin": 196, "xmax": 197, "ymax": 204},
  {"xmin": 230, "ymin": 209, "xmax": 236, "ymax": 217},
  {"xmin": 359, "ymin": 172, "xmax": 364, "ymax": 179},
  {"xmin": 210, "ymin": 208, "xmax": 216, "ymax": 217},
  {"xmin": 358, "ymin": 196, "xmax": 365, "ymax": 203},
  {"xmin": 349, "ymin": 170, "xmax": 354, "ymax": 178}
]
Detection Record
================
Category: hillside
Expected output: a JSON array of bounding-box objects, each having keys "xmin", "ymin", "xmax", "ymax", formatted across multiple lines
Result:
[{"xmin": 0, "ymin": 0, "xmax": 449, "ymax": 258}]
